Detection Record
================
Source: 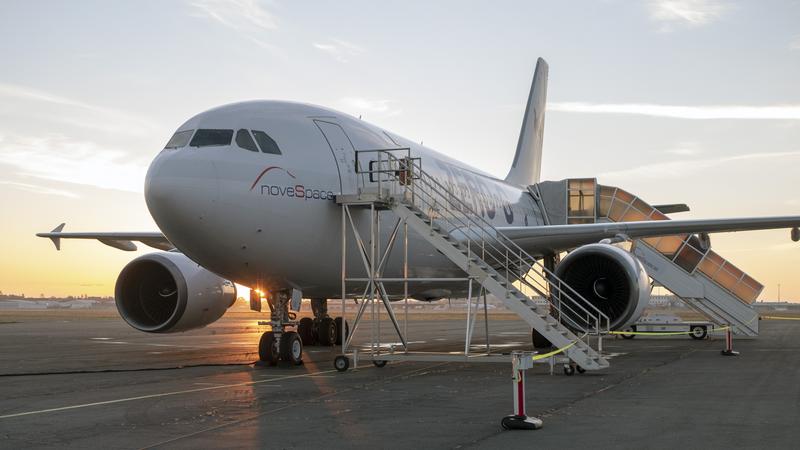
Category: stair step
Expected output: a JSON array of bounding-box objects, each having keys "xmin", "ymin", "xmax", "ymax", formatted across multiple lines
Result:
[{"xmin": 394, "ymin": 203, "xmax": 608, "ymax": 370}]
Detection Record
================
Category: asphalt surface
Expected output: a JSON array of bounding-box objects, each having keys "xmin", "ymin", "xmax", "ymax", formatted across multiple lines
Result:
[{"xmin": 1, "ymin": 311, "xmax": 799, "ymax": 449}]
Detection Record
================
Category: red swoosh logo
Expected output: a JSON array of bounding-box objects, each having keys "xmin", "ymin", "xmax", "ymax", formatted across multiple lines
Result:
[{"xmin": 250, "ymin": 166, "xmax": 296, "ymax": 191}]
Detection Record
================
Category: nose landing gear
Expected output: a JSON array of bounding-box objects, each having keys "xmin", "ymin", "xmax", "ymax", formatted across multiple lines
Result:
[
  {"xmin": 255, "ymin": 289, "xmax": 304, "ymax": 366},
  {"xmin": 254, "ymin": 294, "xmax": 350, "ymax": 366}
]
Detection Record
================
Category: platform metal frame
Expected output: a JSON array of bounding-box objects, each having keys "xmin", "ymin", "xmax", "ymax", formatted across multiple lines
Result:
[{"xmin": 337, "ymin": 188, "xmax": 566, "ymax": 370}]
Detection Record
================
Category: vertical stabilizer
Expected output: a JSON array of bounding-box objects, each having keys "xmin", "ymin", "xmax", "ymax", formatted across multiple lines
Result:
[{"xmin": 505, "ymin": 58, "xmax": 548, "ymax": 186}]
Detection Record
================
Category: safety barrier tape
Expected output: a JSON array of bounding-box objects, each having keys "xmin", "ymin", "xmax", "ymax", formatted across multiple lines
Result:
[{"xmin": 531, "ymin": 340, "xmax": 577, "ymax": 361}]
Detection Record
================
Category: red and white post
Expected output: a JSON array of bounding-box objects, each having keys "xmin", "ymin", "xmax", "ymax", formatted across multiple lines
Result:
[
  {"xmin": 721, "ymin": 326, "xmax": 739, "ymax": 356},
  {"xmin": 501, "ymin": 351, "xmax": 543, "ymax": 430}
]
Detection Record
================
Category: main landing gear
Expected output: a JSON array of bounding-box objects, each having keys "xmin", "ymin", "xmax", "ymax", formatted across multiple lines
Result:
[{"xmin": 296, "ymin": 298, "xmax": 349, "ymax": 347}]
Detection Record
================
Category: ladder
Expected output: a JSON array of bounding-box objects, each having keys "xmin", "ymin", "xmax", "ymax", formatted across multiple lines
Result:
[
  {"xmin": 343, "ymin": 149, "xmax": 610, "ymax": 370},
  {"xmin": 596, "ymin": 184, "xmax": 760, "ymax": 336}
]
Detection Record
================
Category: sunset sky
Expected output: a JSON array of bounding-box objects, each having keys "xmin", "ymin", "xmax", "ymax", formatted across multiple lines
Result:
[{"xmin": 1, "ymin": 1, "xmax": 799, "ymax": 300}]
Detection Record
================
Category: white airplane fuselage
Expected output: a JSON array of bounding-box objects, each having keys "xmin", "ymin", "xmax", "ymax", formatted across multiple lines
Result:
[{"xmin": 145, "ymin": 101, "xmax": 544, "ymax": 299}]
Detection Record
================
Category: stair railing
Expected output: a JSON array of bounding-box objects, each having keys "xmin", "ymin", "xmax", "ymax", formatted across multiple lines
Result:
[{"xmin": 355, "ymin": 149, "xmax": 611, "ymax": 340}]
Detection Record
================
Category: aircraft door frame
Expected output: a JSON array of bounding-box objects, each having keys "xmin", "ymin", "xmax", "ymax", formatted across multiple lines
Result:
[{"xmin": 313, "ymin": 119, "xmax": 363, "ymax": 195}]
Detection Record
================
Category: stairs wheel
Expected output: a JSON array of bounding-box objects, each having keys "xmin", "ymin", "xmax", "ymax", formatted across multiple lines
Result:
[
  {"xmin": 620, "ymin": 327, "xmax": 636, "ymax": 339},
  {"xmin": 690, "ymin": 325, "xmax": 707, "ymax": 340},
  {"xmin": 334, "ymin": 355, "xmax": 350, "ymax": 372},
  {"xmin": 576, "ymin": 366, "xmax": 586, "ymax": 374},
  {"xmin": 563, "ymin": 365, "xmax": 575, "ymax": 376}
]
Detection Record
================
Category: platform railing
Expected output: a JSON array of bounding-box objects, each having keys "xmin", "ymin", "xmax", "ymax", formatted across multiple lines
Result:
[{"xmin": 355, "ymin": 149, "xmax": 611, "ymax": 338}]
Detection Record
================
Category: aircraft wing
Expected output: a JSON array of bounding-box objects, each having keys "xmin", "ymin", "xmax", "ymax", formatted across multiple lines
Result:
[
  {"xmin": 36, "ymin": 223, "xmax": 173, "ymax": 252},
  {"xmin": 498, "ymin": 215, "xmax": 800, "ymax": 255}
]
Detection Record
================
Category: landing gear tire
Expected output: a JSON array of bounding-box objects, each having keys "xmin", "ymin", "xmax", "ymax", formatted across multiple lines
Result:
[
  {"xmin": 318, "ymin": 317, "xmax": 337, "ymax": 346},
  {"xmin": 334, "ymin": 355, "xmax": 350, "ymax": 372},
  {"xmin": 690, "ymin": 325, "xmax": 707, "ymax": 340},
  {"xmin": 531, "ymin": 329, "xmax": 552, "ymax": 349},
  {"xmin": 279, "ymin": 331, "xmax": 303, "ymax": 365},
  {"xmin": 298, "ymin": 317, "xmax": 315, "ymax": 345},
  {"xmin": 373, "ymin": 360, "xmax": 387, "ymax": 368},
  {"xmin": 334, "ymin": 317, "xmax": 350, "ymax": 345},
  {"xmin": 563, "ymin": 365, "xmax": 575, "ymax": 376},
  {"xmin": 258, "ymin": 331, "xmax": 278, "ymax": 366}
]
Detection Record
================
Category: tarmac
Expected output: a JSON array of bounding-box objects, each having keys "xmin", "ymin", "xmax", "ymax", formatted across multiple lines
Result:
[{"xmin": 1, "ymin": 310, "xmax": 799, "ymax": 449}]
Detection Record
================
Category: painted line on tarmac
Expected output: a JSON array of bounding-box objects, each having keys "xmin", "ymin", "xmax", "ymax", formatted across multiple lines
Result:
[{"xmin": 0, "ymin": 368, "xmax": 340, "ymax": 420}]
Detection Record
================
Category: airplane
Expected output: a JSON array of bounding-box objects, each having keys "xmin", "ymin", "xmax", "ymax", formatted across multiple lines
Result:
[{"xmin": 38, "ymin": 58, "xmax": 800, "ymax": 366}]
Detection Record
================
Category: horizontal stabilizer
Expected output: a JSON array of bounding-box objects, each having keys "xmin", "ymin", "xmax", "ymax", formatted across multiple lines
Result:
[{"xmin": 45, "ymin": 223, "xmax": 66, "ymax": 250}]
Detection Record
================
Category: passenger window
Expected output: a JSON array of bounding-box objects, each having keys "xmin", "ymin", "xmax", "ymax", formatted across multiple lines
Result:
[
  {"xmin": 251, "ymin": 130, "xmax": 282, "ymax": 155},
  {"xmin": 164, "ymin": 130, "xmax": 193, "ymax": 149},
  {"xmin": 236, "ymin": 129, "xmax": 259, "ymax": 152},
  {"xmin": 189, "ymin": 129, "xmax": 233, "ymax": 147}
]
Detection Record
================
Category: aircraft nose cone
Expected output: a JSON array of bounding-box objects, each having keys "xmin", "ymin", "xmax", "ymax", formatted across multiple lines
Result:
[{"xmin": 145, "ymin": 150, "xmax": 220, "ymax": 246}]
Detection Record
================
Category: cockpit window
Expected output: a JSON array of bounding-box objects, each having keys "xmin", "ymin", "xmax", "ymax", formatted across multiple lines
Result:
[
  {"xmin": 235, "ymin": 129, "xmax": 259, "ymax": 152},
  {"xmin": 164, "ymin": 130, "xmax": 193, "ymax": 149},
  {"xmin": 251, "ymin": 130, "xmax": 282, "ymax": 155},
  {"xmin": 189, "ymin": 129, "xmax": 233, "ymax": 147}
]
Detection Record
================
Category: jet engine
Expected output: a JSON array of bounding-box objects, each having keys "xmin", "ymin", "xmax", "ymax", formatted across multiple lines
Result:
[
  {"xmin": 114, "ymin": 252, "xmax": 236, "ymax": 333},
  {"xmin": 554, "ymin": 243, "xmax": 649, "ymax": 331}
]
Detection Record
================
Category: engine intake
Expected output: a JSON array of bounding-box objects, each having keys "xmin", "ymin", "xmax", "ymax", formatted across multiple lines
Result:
[
  {"xmin": 555, "ymin": 243, "xmax": 649, "ymax": 331},
  {"xmin": 115, "ymin": 252, "xmax": 236, "ymax": 333}
]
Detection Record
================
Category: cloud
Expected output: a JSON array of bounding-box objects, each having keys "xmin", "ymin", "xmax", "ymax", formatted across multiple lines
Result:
[
  {"xmin": 313, "ymin": 39, "xmax": 364, "ymax": 63},
  {"xmin": 791, "ymin": 35, "xmax": 800, "ymax": 51},
  {"xmin": 0, "ymin": 134, "xmax": 149, "ymax": 193},
  {"xmin": 0, "ymin": 82, "xmax": 158, "ymax": 135},
  {"xmin": 0, "ymin": 180, "xmax": 79, "ymax": 199},
  {"xmin": 549, "ymin": 102, "xmax": 800, "ymax": 120},
  {"xmin": 188, "ymin": 0, "xmax": 282, "ymax": 53},
  {"xmin": 189, "ymin": 0, "xmax": 276, "ymax": 32},
  {"xmin": 665, "ymin": 142, "xmax": 701, "ymax": 156},
  {"xmin": 600, "ymin": 150, "xmax": 800, "ymax": 181},
  {"xmin": 648, "ymin": 0, "xmax": 728, "ymax": 31},
  {"xmin": 341, "ymin": 97, "xmax": 401, "ymax": 116}
]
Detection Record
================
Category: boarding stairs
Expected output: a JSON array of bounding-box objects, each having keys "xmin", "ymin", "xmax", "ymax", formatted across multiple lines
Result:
[
  {"xmin": 531, "ymin": 179, "xmax": 761, "ymax": 336},
  {"xmin": 341, "ymin": 150, "xmax": 610, "ymax": 370}
]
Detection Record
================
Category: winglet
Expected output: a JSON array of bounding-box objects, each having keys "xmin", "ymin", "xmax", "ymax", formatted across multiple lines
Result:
[{"xmin": 38, "ymin": 223, "xmax": 65, "ymax": 251}]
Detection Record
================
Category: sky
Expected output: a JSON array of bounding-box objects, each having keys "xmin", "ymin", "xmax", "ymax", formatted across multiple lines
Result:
[{"xmin": 0, "ymin": 0, "xmax": 799, "ymax": 300}]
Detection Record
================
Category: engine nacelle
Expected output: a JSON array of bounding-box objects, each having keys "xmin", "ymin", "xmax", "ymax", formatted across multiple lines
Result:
[
  {"xmin": 114, "ymin": 252, "xmax": 236, "ymax": 333},
  {"xmin": 555, "ymin": 243, "xmax": 650, "ymax": 331}
]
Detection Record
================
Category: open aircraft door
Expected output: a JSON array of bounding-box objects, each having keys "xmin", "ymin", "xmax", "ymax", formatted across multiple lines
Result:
[{"xmin": 314, "ymin": 120, "xmax": 364, "ymax": 195}]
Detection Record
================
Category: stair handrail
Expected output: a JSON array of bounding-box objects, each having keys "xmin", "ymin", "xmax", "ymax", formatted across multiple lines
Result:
[{"xmin": 355, "ymin": 149, "xmax": 610, "ymax": 336}]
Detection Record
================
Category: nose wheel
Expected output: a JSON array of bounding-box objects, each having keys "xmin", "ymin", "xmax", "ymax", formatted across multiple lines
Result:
[
  {"xmin": 258, "ymin": 331, "xmax": 279, "ymax": 366},
  {"xmin": 279, "ymin": 331, "xmax": 304, "ymax": 365},
  {"xmin": 259, "ymin": 330, "xmax": 304, "ymax": 365}
]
